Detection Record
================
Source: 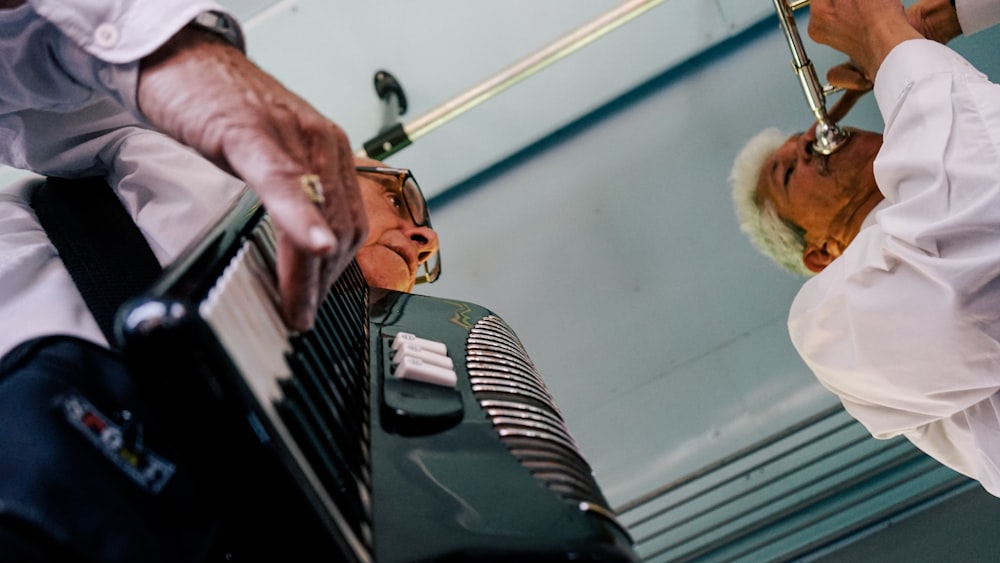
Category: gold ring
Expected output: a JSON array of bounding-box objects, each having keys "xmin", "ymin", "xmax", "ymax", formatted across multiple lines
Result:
[{"xmin": 300, "ymin": 173, "xmax": 325, "ymax": 205}]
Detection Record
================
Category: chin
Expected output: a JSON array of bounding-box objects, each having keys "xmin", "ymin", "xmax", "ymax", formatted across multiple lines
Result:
[
  {"xmin": 357, "ymin": 248, "xmax": 414, "ymax": 292},
  {"xmin": 358, "ymin": 263, "xmax": 413, "ymax": 292},
  {"xmin": 366, "ymin": 276, "xmax": 412, "ymax": 292}
]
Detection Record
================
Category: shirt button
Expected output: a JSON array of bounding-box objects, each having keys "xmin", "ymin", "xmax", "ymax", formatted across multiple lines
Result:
[{"xmin": 94, "ymin": 23, "xmax": 119, "ymax": 48}]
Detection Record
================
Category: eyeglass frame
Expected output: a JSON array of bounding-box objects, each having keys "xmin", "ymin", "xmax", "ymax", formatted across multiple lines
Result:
[{"xmin": 355, "ymin": 165, "xmax": 441, "ymax": 284}]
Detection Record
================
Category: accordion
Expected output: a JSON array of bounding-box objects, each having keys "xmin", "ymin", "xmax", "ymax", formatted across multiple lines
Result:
[{"xmin": 118, "ymin": 190, "xmax": 638, "ymax": 562}]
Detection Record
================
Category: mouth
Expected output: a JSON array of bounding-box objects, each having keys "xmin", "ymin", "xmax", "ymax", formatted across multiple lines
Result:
[{"xmin": 386, "ymin": 244, "xmax": 417, "ymax": 274}]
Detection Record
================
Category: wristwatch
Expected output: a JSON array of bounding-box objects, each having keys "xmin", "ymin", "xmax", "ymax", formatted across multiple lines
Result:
[{"xmin": 188, "ymin": 11, "xmax": 245, "ymax": 51}]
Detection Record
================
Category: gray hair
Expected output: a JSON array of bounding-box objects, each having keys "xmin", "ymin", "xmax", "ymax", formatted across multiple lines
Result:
[{"xmin": 729, "ymin": 127, "xmax": 814, "ymax": 277}]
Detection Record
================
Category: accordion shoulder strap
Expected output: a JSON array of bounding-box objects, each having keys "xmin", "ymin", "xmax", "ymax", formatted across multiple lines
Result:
[{"xmin": 30, "ymin": 176, "xmax": 163, "ymax": 350}]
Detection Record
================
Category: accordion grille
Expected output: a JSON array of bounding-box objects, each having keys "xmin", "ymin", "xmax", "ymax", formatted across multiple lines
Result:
[{"xmin": 467, "ymin": 316, "xmax": 614, "ymax": 513}]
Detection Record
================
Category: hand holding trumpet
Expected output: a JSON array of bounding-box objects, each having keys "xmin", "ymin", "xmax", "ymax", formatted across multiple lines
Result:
[
  {"xmin": 821, "ymin": 0, "xmax": 964, "ymax": 95},
  {"xmin": 807, "ymin": 0, "xmax": 923, "ymax": 86}
]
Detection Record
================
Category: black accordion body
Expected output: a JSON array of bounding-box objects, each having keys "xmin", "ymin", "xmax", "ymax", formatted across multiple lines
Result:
[{"xmin": 118, "ymin": 191, "xmax": 637, "ymax": 562}]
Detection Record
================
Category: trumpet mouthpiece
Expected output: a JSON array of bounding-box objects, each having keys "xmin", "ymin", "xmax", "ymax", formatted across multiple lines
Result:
[{"xmin": 812, "ymin": 121, "xmax": 851, "ymax": 155}]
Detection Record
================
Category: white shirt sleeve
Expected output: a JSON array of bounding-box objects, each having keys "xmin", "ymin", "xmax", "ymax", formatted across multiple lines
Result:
[
  {"xmin": 0, "ymin": 1, "xmax": 240, "ymax": 125},
  {"xmin": 956, "ymin": 0, "xmax": 1000, "ymax": 35},
  {"xmin": 788, "ymin": 39, "xmax": 1000, "ymax": 438},
  {"xmin": 0, "ymin": 1, "xmax": 241, "ymax": 172},
  {"xmin": 27, "ymin": 0, "xmax": 241, "ymax": 63},
  {"xmin": 0, "ymin": 1, "xmax": 249, "ymax": 359},
  {"xmin": 0, "ymin": 113, "xmax": 246, "ymax": 358}
]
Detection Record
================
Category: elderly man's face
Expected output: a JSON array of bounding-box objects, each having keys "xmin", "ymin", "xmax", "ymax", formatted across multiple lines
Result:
[
  {"xmin": 756, "ymin": 127, "xmax": 883, "ymax": 271},
  {"xmin": 354, "ymin": 157, "xmax": 440, "ymax": 292}
]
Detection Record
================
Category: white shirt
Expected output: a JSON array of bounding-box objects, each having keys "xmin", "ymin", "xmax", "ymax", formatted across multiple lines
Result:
[
  {"xmin": 0, "ymin": 1, "xmax": 245, "ymax": 358},
  {"xmin": 957, "ymin": 0, "xmax": 1000, "ymax": 35},
  {"xmin": 789, "ymin": 40, "xmax": 1000, "ymax": 496}
]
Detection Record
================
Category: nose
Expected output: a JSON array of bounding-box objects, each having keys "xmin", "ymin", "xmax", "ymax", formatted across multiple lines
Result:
[
  {"xmin": 797, "ymin": 127, "xmax": 816, "ymax": 161},
  {"xmin": 774, "ymin": 133, "xmax": 808, "ymax": 168},
  {"xmin": 406, "ymin": 225, "xmax": 439, "ymax": 264}
]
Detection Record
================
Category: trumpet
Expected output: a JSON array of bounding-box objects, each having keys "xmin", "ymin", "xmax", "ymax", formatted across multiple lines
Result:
[{"xmin": 772, "ymin": 0, "xmax": 850, "ymax": 155}]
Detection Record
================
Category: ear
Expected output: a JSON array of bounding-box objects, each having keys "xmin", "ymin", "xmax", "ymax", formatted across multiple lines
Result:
[{"xmin": 802, "ymin": 240, "xmax": 841, "ymax": 273}]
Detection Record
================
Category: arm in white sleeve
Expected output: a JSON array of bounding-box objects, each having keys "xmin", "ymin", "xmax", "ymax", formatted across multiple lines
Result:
[
  {"xmin": 789, "ymin": 40, "xmax": 1000, "ymax": 437},
  {"xmin": 0, "ymin": 1, "xmax": 242, "ymax": 173},
  {"xmin": 0, "ymin": 1, "xmax": 242, "ymax": 124},
  {"xmin": 956, "ymin": 0, "xmax": 1000, "ymax": 34},
  {"xmin": 27, "ymin": 0, "xmax": 244, "ymax": 63}
]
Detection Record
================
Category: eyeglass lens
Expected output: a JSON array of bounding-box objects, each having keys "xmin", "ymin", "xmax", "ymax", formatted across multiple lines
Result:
[{"xmin": 400, "ymin": 174, "xmax": 429, "ymax": 227}]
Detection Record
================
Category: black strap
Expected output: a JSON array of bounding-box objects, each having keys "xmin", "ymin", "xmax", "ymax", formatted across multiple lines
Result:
[{"xmin": 30, "ymin": 176, "xmax": 163, "ymax": 349}]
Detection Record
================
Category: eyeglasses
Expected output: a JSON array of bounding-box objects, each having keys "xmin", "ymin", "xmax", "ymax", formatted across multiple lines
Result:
[{"xmin": 355, "ymin": 165, "xmax": 441, "ymax": 284}]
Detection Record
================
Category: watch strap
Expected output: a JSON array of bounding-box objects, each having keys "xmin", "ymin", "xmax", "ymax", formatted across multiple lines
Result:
[{"xmin": 189, "ymin": 11, "xmax": 245, "ymax": 52}]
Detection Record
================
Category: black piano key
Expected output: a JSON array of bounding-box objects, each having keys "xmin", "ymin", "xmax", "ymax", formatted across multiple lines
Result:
[
  {"xmin": 275, "ymin": 383, "xmax": 368, "ymax": 534},
  {"xmin": 293, "ymin": 338, "xmax": 354, "ymax": 423},
  {"xmin": 315, "ymin": 309, "xmax": 367, "ymax": 391},
  {"xmin": 307, "ymin": 312, "xmax": 366, "ymax": 414},
  {"xmin": 287, "ymin": 342, "xmax": 364, "ymax": 469},
  {"xmin": 280, "ymin": 361, "xmax": 365, "ymax": 483}
]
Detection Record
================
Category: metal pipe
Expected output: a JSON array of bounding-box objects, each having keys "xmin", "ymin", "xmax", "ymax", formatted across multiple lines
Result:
[
  {"xmin": 357, "ymin": 0, "xmax": 666, "ymax": 159},
  {"xmin": 772, "ymin": 0, "xmax": 850, "ymax": 155}
]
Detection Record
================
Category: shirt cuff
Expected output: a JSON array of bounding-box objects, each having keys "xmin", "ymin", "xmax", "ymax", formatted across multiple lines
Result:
[
  {"xmin": 29, "ymin": 0, "xmax": 242, "ymax": 63},
  {"xmin": 25, "ymin": 2, "xmax": 244, "ymax": 120},
  {"xmin": 873, "ymin": 39, "xmax": 985, "ymax": 124},
  {"xmin": 956, "ymin": 0, "xmax": 1000, "ymax": 35}
]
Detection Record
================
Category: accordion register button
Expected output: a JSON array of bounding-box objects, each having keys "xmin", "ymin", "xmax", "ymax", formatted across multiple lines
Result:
[
  {"xmin": 394, "ymin": 355, "xmax": 458, "ymax": 388},
  {"xmin": 391, "ymin": 332, "xmax": 448, "ymax": 356},
  {"xmin": 392, "ymin": 343, "xmax": 454, "ymax": 369}
]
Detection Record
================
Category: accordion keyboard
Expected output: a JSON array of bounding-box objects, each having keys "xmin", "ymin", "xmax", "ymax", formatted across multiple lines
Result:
[{"xmin": 197, "ymin": 215, "xmax": 373, "ymax": 560}]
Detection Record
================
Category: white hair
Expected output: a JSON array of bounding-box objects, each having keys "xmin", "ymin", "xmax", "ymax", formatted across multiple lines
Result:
[{"xmin": 729, "ymin": 127, "xmax": 814, "ymax": 277}]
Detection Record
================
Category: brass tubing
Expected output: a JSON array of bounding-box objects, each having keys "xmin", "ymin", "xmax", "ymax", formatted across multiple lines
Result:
[{"xmin": 772, "ymin": 0, "xmax": 850, "ymax": 154}]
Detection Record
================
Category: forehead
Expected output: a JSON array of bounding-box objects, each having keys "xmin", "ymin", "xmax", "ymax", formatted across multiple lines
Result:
[
  {"xmin": 358, "ymin": 170, "xmax": 399, "ymax": 191},
  {"xmin": 354, "ymin": 157, "xmax": 391, "ymax": 185},
  {"xmin": 754, "ymin": 152, "xmax": 780, "ymax": 208},
  {"xmin": 355, "ymin": 167, "xmax": 408, "ymax": 198},
  {"xmin": 355, "ymin": 156, "xmax": 384, "ymax": 167}
]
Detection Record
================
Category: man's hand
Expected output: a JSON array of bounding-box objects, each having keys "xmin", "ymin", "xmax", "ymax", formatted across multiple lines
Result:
[
  {"xmin": 907, "ymin": 0, "xmax": 963, "ymax": 44},
  {"xmin": 138, "ymin": 26, "xmax": 368, "ymax": 331},
  {"xmin": 808, "ymin": 0, "xmax": 923, "ymax": 82},
  {"xmin": 823, "ymin": 0, "xmax": 962, "ymax": 95},
  {"xmin": 826, "ymin": 62, "xmax": 873, "ymax": 94}
]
